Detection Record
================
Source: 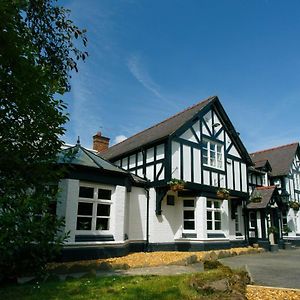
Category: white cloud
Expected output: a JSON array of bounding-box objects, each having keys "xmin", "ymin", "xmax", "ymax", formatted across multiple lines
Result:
[
  {"xmin": 113, "ymin": 135, "xmax": 127, "ymax": 145},
  {"xmin": 127, "ymin": 54, "xmax": 163, "ymax": 99},
  {"xmin": 127, "ymin": 54, "xmax": 178, "ymax": 109}
]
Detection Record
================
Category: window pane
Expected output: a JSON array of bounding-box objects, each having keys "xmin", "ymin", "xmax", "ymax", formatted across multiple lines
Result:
[
  {"xmin": 214, "ymin": 201, "xmax": 221, "ymax": 208},
  {"xmin": 207, "ymin": 200, "xmax": 212, "ymax": 208},
  {"xmin": 184, "ymin": 210, "xmax": 194, "ymax": 219},
  {"xmin": 98, "ymin": 189, "xmax": 111, "ymax": 200},
  {"xmin": 207, "ymin": 221, "xmax": 212, "ymax": 230},
  {"xmin": 183, "ymin": 200, "xmax": 194, "ymax": 207},
  {"xmin": 207, "ymin": 211, "xmax": 212, "ymax": 220},
  {"xmin": 76, "ymin": 217, "xmax": 92, "ymax": 230},
  {"xmin": 97, "ymin": 204, "xmax": 110, "ymax": 216},
  {"xmin": 184, "ymin": 221, "xmax": 195, "ymax": 230},
  {"xmin": 203, "ymin": 141, "xmax": 208, "ymax": 149},
  {"xmin": 96, "ymin": 218, "xmax": 109, "ymax": 230},
  {"xmin": 210, "ymin": 143, "xmax": 215, "ymax": 151},
  {"xmin": 217, "ymin": 145, "xmax": 222, "ymax": 153},
  {"xmin": 77, "ymin": 202, "xmax": 93, "ymax": 215},
  {"xmin": 79, "ymin": 186, "xmax": 94, "ymax": 198},
  {"xmin": 215, "ymin": 211, "xmax": 221, "ymax": 221},
  {"xmin": 215, "ymin": 221, "xmax": 221, "ymax": 230}
]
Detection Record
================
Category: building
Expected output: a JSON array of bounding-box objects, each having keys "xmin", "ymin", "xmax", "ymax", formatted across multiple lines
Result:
[
  {"xmin": 248, "ymin": 143, "xmax": 300, "ymax": 246},
  {"xmin": 57, "ymin": 96, "xmax": 256, "ymax": 260}
]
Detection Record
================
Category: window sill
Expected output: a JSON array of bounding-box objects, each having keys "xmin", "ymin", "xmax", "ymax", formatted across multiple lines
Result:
[{"xmin": 75, "ymin": 234, "xmax": 114, "ymax": 242}]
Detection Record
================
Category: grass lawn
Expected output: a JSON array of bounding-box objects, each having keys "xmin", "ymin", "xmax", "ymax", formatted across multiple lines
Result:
[{"xmin": 0, "ymin": 265, "xmax": 248, "ymax": 300}]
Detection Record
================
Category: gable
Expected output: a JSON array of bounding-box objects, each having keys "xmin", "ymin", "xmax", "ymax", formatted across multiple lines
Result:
[
  {"xmin": 170, "ymin": 101, "xmax": 250, "ymax": 194},
  {"xmin": 173, "ymin": 101, "xmax": 250, "ymax": 164}
]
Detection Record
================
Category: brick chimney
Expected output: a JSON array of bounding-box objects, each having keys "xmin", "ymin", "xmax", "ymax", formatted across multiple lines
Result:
[{"xmin": 93, "ymin": 132, "xmax": 110, "ymax": 153}]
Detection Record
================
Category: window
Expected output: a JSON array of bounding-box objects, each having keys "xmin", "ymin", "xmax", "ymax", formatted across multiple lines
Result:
[
  {"xmin": 203, "ymin": 139, "xmax": 223, "ymax": 169},
  {"xmin": 76, "ymin": 185, "xmax": 112, "ymax": 232},
  {"xmin": 207, "ymin": 200, "xmax": 222, "ymax": 231},
  {"xmin": 249, "ymin": 211, "xmax": 256, "ymax": 229},
  {"xmin": 167, "ymin": 195, "xmax": 175, "ymax": 206},
  {"xmin": 183, "ymin": 199, "xmax": 195, "ymax": 231},
  {"xmin": 294, "ymin": 174, "xmax": 300, "ymax": 190}
]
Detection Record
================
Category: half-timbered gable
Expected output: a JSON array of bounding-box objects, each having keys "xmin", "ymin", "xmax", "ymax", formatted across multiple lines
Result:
[{"xmin": 170, "ymin": 101, "xmax": 251, "ymax": 196}]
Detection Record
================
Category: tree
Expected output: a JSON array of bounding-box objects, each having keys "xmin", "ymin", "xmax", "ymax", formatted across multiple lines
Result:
[{"xmin": 0, "ymin": 0, "xmax": 87, "ymax": 281}]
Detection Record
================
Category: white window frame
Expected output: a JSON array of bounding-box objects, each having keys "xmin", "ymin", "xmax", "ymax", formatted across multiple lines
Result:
[
  {"xmin": 294, "ymin": 173, "xmax": 300, "ymax": 190},
  {"xmin": 76, "ymin": 183, "xmax": 113, "ymax": 234},
  {"xmin": 183, "ymin": 198, "xmax": 196, "ymax": 233},
  {"xmin": 202, "ymin": 139, "xmax": 224, "ymax": 170},
  {"xmin": 234, "ymin": 207, "xmax": 241, "ymax": 234},
  {"xmin": 207, "ymin": 199, "xmax": 222, "ymax": 232}
]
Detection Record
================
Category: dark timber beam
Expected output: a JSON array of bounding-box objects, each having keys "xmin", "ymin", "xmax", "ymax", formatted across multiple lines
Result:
[{"xmin": 155, "ymin": 186, "xmax": 169, "ymax": 215}]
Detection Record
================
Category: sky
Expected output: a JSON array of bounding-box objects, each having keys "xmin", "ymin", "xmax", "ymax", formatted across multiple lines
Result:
[{"xmin": 61, "ymin": 0, "xmax": 300, "ymax": 153}]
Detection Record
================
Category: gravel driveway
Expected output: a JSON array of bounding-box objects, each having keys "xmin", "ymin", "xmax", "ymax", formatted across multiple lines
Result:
[{"xmin": 220, "ymin": 248, "xmax": 300, "ymax": 289}]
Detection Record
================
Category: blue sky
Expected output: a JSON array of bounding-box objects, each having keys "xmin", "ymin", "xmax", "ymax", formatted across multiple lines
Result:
[{"xmin": 61, "ymin": 0, "xmax": 300, "ymax": 153}]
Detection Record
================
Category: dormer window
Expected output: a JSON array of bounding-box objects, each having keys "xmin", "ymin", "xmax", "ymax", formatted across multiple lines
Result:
[{"xmin": 202, "ymin": 139, "xmax": 224, "ymax": 169}]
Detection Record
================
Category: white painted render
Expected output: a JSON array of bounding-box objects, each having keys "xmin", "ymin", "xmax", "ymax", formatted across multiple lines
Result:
[{"xmin": 127, "ymin": 187, "xmax": 147, "ymax": 241}]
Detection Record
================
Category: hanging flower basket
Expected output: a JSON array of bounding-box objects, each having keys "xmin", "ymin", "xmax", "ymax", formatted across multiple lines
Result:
[
  {"xmin": 250, "ymin": 191, "xmax": 263, "ymax": 203},
  {"xmin": 217, "ymin": 188, "xmax": 230, "ymax": 200},
  {"xmin": 167, "ymin": 179, "xmax": 185, "ymax": 192},
  {"xmin": 289, "ymin": 200, "xmax": 300, "ymax": 211}
]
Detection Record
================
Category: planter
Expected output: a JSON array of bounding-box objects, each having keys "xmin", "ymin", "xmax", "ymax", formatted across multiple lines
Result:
[
  {"xmin": 289, "ymin": 201, "xmax": 300, "ymax": 211},
  {"xmin": 170, "ymin": 184, "xmax": 185, "ymax": 192},
  {"xmin": 251, "ymin": 197, "xmax": 262, "ymax": 203},
  {"xmin": 217, "ymin": 189, "xmax": 230, "ymax": 200}
]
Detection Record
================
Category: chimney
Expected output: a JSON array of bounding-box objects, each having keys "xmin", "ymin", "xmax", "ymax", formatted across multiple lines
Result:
[{"xmin": 93, "ymin": 131, "xmax": 110, "ymax": 153}]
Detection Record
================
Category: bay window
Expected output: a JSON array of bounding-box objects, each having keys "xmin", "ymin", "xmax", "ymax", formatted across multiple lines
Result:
[{"xmin": 76, "ymin": 185, "xmax": 112, "ymax": 232}]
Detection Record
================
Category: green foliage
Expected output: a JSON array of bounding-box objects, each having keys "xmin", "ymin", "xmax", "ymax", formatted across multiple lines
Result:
[
  {"xmin": 216, "ymin": 188, "xmax": 230, "ymax": 200},
  {"xmin": 250, "ymin": 191, "xmax": 263, "ymax": 203},
  {"xmin": 0, "ymin": 0, "xmax": 87, "ymax": 280},
  {"xmin": 267, "ymin": 226, "xmax": 278, "ymax": 235},
  {"xmin": 167, "ymin": 178, "xmax": 185, "ymax": 186},
  {"xmin": 283, "ymin": 225, "xmax": 292, "ymax": 235},
  {"xmin": 289, "ymin": 200, "xmax": 300, "ymax": 211}
]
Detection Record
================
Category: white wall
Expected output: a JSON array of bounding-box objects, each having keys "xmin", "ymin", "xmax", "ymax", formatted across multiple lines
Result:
[
  {"xmin": 57, "ymin": 179, "xmax": 79, "ymax": 243},
  {"xmin": 148, "ymin": 188, "xmax": 182, "ymax": 243},
  {"xmin": 127, "ymin": 187, "xmax": 147, "ymax": 241}
]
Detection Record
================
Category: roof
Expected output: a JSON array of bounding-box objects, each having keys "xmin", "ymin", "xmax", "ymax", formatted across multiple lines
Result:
[
  {"xmin": 247, "ymin": 186, "xmax": 277, "ymax": 209},
  {"xmin": 102, "ymin": 96, "xmax": 252, "ymax": 164},
  {"xmin": 251, "ymin": 143, "xmax": 299, "ymax": 177},
  {"xmin": 253, "ymin": 159, "xmax": 272, "ymax": 172},
  {"xmin": 58, "ymin": 144, "xmax": 146, "ymax": 185},
  {"xmin": 58, "ymin": 144, "xmax": 128, "ymax": 174},
  {"xmin": 102, "ymin": 96, "xmax": 215, "ymax": 160}
]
